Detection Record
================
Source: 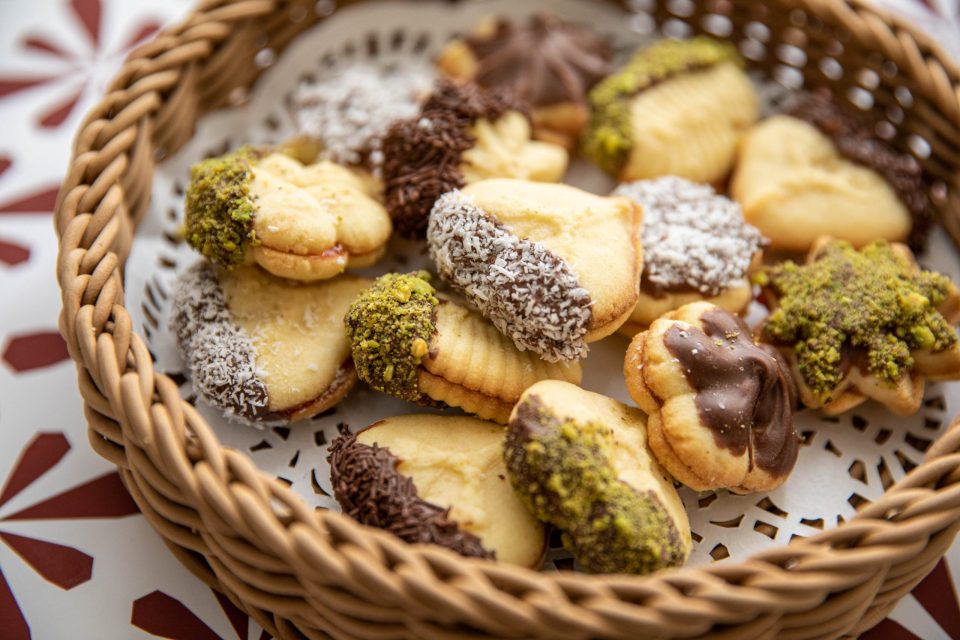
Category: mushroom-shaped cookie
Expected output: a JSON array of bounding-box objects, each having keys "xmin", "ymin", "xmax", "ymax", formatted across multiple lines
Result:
[
  {"xmin": 504, "ymin": 380, "xmax": 691, "ymax": 574},
  {"xmin": 344, "ymin": 271, "xmax": 581, "ymax": 424},
  {"xmin": 583, "ymin": 37, "xmax": 758, "ymax": 184},
  {"xmin": 428, "ymin": 180, "xmax": 643, "ymax": 361},
  {"xmin": 731, "ymin": 90, "xmax": 930, "ymax": 251},
  {"xmin": 625, "ymin": 302, "xmax": 799, "ymax": 494},
  {"xmin": 171, "ymin": 262, "xmax": 370, "ymax": 425},
  {"xmin": 329, "ymin": 416, "xmax": 546, "ymax": 566},
  {"xmin": 184, "ymin": 149, "xmax": 391, "ymax": 281},
  {"xmin": 613, "ymin": 177, "xmax": 765, "ymax": 336},
  {"xmin": 758, "ymin": 238, "xmax": 960, "ymax": 415},
  {"xmin": 437, "ymin": 12, "xmax": 612, "ymax": 149},
  {"xmin": 381, "ymin": 80, "xmax": 569, "ymax": 237}
]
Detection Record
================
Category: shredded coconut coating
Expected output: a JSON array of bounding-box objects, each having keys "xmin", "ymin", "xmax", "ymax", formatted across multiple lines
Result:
[
  {"xmin": 170, "ymin": 262, "xmax": 269, "ymax": 425},
  {"xmin": 614, "ymin": 177, "xmax": 764, "ymax": 296},
  {"xmin": 292, "ymin": 61, "xmax": 436, "ymax": 172},
  {"xmin": 427, "ymin": 190, "xmax": 591, "ymax": 362}
]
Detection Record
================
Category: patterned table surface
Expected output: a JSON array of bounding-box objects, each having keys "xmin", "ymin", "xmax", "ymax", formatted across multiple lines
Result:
[{"xmin": 0, "ymin": 1, "xmax": 958, "ymax": 638}]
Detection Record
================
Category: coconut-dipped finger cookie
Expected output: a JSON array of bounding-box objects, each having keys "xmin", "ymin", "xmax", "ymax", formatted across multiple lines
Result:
[
  {"xmin": 583, "ymin": 37, "xmax": 758, "ymax": 184},
  {"xmin": 758, "ymin": 238, "xmax": 960, "ymax": 416},
  {"xmin": 184, "ymin": 148, "xmax": 391, "ymax": 281},
  {"xmin": 625, "ymin": 302, "xmax": 799, "ymax": 494},
  {"xmin": 344, "ymin": 271, "xmax": 581, "ymax": 423},
  {"xmin": 329, "ymin": 415, "xmax": 546, "ymax": 566},
  {"xmin": 381, "ymin": 80, "xmax": 569, "ymax": 238},
  {"xmin": 171, "ymin": 262, "xmax": 370, "ymax": 425},
  {"xmin": 428, "ymin": 180, "xmax": 642, "ymax": 361},
  {"xmin": 613, "ymin": 177, "xmax": 765, "ymax": 336},
  {"xmin": 504, "ymin": 380, "xmax": 690, "ymax": 575}
]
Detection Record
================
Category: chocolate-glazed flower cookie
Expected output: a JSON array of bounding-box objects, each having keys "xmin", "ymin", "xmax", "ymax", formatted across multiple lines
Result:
[
  {"xmin": 428, "ymin": 180, "xmax": 643, "ymax": 361},
  {"xmin": 583, "ymin": 37, "xmax": 758, "ymax": 184},
  {"xmin": 185, "ymin": 149, "xmax": 391, "ymax": 281},
  {"xmin": 171, "ymin": 262, "xmax": 370, "ymax": 425},
  {"xmin": 437, "ymin": 12, "xmax": 612, "ymax": 149},
  {"xmin": 625, "ymin": 302, "xmax": 799, "ymax": 494},
  {"xmin": 732, "ymin": 90, "xmax": 930, "ymax": 251},
  {"xmin": 344, "ymin": 271, "xmax": 581, "ymax": 424},
  {"xmin": 758, "ymin": 238, "xmax": 960, "ymax": 415},
  {"xmin": 614, "ymin": 177, "xmax": 765, "ymax": 336},
  {"xmin": 381, "ymin": 80, "xmax": 569, "ymax": 238},
  {"xmin": 329, "ymin": 416, "xmax": 546, "ymax": 566},
  {"xmin": 504, "ymin": 380, "xmax": 691, "ymax": 575}
]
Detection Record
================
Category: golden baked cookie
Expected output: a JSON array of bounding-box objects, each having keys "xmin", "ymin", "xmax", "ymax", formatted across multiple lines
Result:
[
  {"xmin": 171, "ymin": 262, "xmax": 370, "ymax": 425},
  {"xmin": 437, "ymin": 12, "xmax": 612, "ymax": 149},
  {"xmin": 184, "ymin": 148, "xmax": 391, "ymax": 281},
  {"xmin": 381, "ymin": 80, "xmax": 569, "ymax": 238},
  {"xmin": 344, "ymin": 272, "xmax": 581, "ymax": 424},
  {"xmin": 758, "ymin": 237, "xmax": 960, "ymax": 415},
  {"xmin": 625, "ymin": 302, "xmax": 799, "ymax": 494},
  {"xmin": 613, "ymin": 177, "xmax": 765, "ymax": 336},
  {"xmin": 427, "ymin": 180, "xmax": 643, "ymax": 360},
  {"xmin": 329, "ymin": 415, "xmax": 546, "ymax": 566},
  {"xmin": 504, "ymin": 380, "xmax": 691, "ymax": 575},
  {"xmin": 583, "ymin": 37, "xmax": 758, "ymax": 184}
]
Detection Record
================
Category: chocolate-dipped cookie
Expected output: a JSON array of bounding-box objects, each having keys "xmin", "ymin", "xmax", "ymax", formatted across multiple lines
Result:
[
  {"xmin": 185, "ymin": 149, "xmax": 391, "ymax": 281},
  {"xmin": 437, "ymin": 12, "xmax": 612, "ymax": 149},
  {"xmin": 732, "ymin": 90, "xmax": 930, "ymax": 251},
  {"xmin": 428, "ymin": 180, "xmax": 643, "ymax": 361},
  {"xmin": 758, "ymin": 238, "xmax": 960, "ymax": 415},
  {"xmin": 504, "ymin": 380, "xmax": 691, "ymax": 574},
  {"xmin": 583, "ymin": 37, "xmax": 758, "ymax": 184},
  {"xmin": 329, "ymin": 416, "xmax": 546, "ymax": 566},
  {"xmin": 614, "ymin": 177, "xmax": 765, "ymax": 336},
  {"xmin": 381, "ymin": 80, "xmax": 569, "ymax": 238},
  {"xmin": 625, "ymin": 302, "xmax": 799, "ymax": 493},
  {"xmin": 171, "ymin": 262, "xmax": 370, "ymax": 425},
  {"xmin": 344, "ymin": 271, "xmax": 581, "ymax": 424}
]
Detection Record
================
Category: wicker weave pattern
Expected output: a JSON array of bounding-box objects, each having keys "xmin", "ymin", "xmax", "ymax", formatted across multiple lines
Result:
[{"xmin": 54, "ymin": 0, "xmax": 960, "ymax": 637}]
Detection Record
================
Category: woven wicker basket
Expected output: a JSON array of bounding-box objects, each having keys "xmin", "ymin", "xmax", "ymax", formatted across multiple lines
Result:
[{"xmin": 54, "ymin": 0, "xmax": 960, "ymax": 637}]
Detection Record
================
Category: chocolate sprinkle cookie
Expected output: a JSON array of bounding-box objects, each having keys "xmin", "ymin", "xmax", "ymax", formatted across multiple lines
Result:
[
  {"xmin": 428, "ymin": 190, "xmax": 592, "ymax": 362},
  {"xmin": 327, "ymin": 429, "xmax": 494, "ymax": 559},
  {"xmin": 381, "ymin": 80, "xmax": 526, "ymax": 238}
]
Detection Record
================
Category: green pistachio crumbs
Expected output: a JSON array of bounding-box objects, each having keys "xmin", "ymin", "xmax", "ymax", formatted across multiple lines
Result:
[
  {"xmin": 760, "ymin": 240, "xmax": 957, "ymax": 398},
  {"xmin": 582, "ymin": 36, "xmax": 741, "ymax": 176},
  {"xmin": 184, "ymin": 147, "xmax": 261, "ymax": 267},
  {"xmin": 344, "ymin": 271, "xmax": 439, "ymax": 402},
  {"xmin": 504, "ymin": 401, "xmax": 685, "ymax": 575}
]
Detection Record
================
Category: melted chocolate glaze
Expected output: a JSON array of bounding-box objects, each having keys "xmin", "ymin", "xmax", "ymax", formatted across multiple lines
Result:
[{"xmin": 663, "ymin": 309, "xmax": 798, "ymax": 478}]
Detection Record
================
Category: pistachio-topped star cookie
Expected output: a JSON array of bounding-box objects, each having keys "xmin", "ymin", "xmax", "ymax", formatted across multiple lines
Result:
[{"xmin": 758, "ymin": 237, "xmax": 960, "ymax": 415}]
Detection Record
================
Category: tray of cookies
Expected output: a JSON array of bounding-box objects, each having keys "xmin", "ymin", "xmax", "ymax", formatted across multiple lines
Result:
[{"xmin": 59, "ymin": 0, "xmax": 960, "ymax": 637}]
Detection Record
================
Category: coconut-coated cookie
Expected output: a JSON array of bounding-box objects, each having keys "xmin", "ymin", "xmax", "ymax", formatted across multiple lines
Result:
[
  {"xmin": 625, "ymin": 302, "xmax": 799, "ymax": 494},
  {"xmin": 329, "ymin": 415, "xmax": 546, "ymax": 566},
  {"xmin": 380, "ymin": 80, "xmax": 569, "ymax": 238},
  {"xmin": 428, "ymin": 179, "xmax": 643, "ymax": 361},
  {"xmin": 504, "ymin": 380, "xmax": 690, "ymax": 575},
  {"xmin": 583, "ymin": 37, "xmax": 758, "ymax": 184},
  {"xmin": 184, "ymin": 149, "xmax": 391, "ymax": 280},
  {"xmin": 344, "ymin": 271, "xmax": 581, "ymax": 424},
  {"xmin": 437, "ymin": 12, "xmax": 612, "ymax": 149},
  {"xmin": 171, "ymin": 262, "xmax": 370, "ymax": 425},
  {"xmin": 758, "ymin": 238, "xmax": 960, "ymax": 416}
]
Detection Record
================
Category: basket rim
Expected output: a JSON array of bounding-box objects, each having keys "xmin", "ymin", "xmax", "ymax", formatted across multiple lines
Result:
[{"xmin": 53, "ymin": 0, "xmax": 960, "ymax": 637}]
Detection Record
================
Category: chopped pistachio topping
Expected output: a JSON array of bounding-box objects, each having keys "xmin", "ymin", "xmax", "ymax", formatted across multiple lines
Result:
[
  {"xmin": 344, "ymin": 271, "xmax": 439, "ymax": 402},
  {"xmin": 504, "ymin": 400, "xmax": 686, "ymax": 575},
  {"xmin": 582, "ymin": 37, "xmax": 740, "ymax": 175},
  {"xmin": 761, "ymin": 240, "xmax": 957, "ymax": 397},
  {"xmin": 184, "ymin": 147, "xmax": 261, "ymax": 267}
]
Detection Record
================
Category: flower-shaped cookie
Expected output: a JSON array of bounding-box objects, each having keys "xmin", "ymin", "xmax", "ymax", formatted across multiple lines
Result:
[
  {"xmin": 758, "ymin": 238, "xmax": 960, "ymax": 415},
  {"xmin": 625, "ymin": 302, "xmax": 799, "ymax": 494},
  {"xmin": 185, "ymin": 149, "xmax": 391, "ymax": 280}
]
